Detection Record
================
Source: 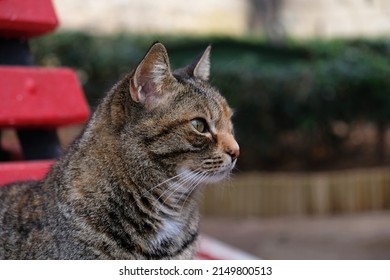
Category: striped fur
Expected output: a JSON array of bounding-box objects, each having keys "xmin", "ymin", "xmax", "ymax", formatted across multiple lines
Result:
[{"xmin": 0, "ymin": 43, "xmax": 239, "ymax": 259}]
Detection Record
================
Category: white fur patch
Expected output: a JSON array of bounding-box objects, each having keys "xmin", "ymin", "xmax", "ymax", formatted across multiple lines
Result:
[{"xmin": 152, "ymin": 218, "xmax": 183, "ymax": 247}]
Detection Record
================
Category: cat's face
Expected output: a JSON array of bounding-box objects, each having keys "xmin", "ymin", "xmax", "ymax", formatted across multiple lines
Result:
[
  {"xmin": 128, "ymin": 43, "xmax": 239, "ymax": 185},
  {"xmin": 174, "ymin": 82, "xmax": 238, "ymax": 184}
]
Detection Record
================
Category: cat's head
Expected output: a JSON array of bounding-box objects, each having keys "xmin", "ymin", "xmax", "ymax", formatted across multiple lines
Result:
[{"xmin": 124, "ymin": 42, "xmax": 239, "ymax": 185}]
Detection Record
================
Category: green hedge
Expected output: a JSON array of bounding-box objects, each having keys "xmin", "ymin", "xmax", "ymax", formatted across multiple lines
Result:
[{"xmin": 30, "ymin": 33, "xmax": 390, "ymax": 170}]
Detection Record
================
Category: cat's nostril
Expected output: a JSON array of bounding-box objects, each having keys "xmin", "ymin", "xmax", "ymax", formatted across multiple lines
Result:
[{"xmin": 226, "ymin": 146, "xmax": 240, "ymax": 162}]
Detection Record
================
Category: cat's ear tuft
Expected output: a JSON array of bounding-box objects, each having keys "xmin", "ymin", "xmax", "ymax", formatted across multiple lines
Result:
[{"xmin": 129, "ymin": 42, "xmax": 174, "ymax": 107}]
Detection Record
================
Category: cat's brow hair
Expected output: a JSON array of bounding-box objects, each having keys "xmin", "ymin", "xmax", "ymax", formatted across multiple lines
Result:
[{"xmin": 183, "ymin": 78, "xmax": 228, "ymax": 125}]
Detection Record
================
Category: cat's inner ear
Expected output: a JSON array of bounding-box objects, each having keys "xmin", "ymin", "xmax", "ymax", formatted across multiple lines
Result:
[
  {"xmin": 129, "ymin": 42, "xmax": 174, "ymax": 107},
  {"xmin": 178, "ymin": 45, "xmax": 211, "ymax": 81}
]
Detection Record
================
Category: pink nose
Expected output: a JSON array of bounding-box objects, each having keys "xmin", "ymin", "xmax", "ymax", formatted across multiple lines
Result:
[
  {"xmin": 219, "ymin": 133, "xmax": 240, "ymax": 162},
  {"xmin": 226, "ymin": 142, "xmax": 240, "ymax": 162}
]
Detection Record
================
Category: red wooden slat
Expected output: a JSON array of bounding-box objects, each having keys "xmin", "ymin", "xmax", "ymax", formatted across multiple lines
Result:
[
  {"xmin": 0, "ymin": 0, "xmax": 58, "ymax": 38},
  {"xmin": 0, "ymin": 160, "xmax": 53, "ymax": 186},
  {"xmin": 0, "ymin": 67, "xmax": 90, "ymax": 128}
]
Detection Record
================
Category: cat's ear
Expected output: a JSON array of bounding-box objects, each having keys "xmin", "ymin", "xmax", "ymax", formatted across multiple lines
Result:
[
  {"xmin": 174, "ymin": 45, "xmax": 211, "ymax": 81},
  {"xmin": 129, "ymin": 42, "xmax": 174, "ymax": 107},
  {"xmin": 188, "ymin": 45, "xmax": 211, "ymax": 81}
]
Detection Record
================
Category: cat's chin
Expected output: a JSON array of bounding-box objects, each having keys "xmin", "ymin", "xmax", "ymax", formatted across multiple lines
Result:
[{"xmin": 203, "ymin": 169, "xmax": 231, "ymax": 184}]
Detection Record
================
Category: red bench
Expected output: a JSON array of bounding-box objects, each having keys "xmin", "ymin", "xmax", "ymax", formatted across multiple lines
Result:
[
  {"xmin": 0, "ymin": 67, "xmax": 89, "ymax": 128},
  {"xmin": 0, "ymin": 0, "xmax": 58, "ymax": 38},
  {"xmin": 0, "ymin": 67, "xmax": 89, "ymax": 186},
  {"xmin": 0, "ymin": 160, "xmax": 53, "ymax": 185},
  {"xmin": 0, "ymin": 0, "xmax": 90, "ymax": 186}
]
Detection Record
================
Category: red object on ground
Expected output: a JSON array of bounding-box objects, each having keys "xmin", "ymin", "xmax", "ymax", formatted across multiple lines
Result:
[
  {"xmin": 0, "ymin": 160, "xmax": 53, "ymax": 186},
  {"xmin": 0, "ymin": 67, "xmax": 90, "ymax": 128},
  {"xmin": 0, "ymin": 0, "xmax": 58, "ymax": 38}
]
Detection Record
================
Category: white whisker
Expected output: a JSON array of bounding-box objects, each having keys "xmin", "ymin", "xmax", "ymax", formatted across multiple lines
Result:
[
  {"xmin": 159, "ymin": 169, "xmax": 202, "ymax": 206},
  {"xmin": 178, "ymin": 171, "xmax": 209, "ymax": 212},
  {"xmin": 135, "ymin": 167, "xmax": 201, "ymax": 201}
]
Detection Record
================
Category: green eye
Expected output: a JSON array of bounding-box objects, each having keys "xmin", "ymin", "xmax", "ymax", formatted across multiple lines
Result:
[{"xmin": 191, "ymin": 118, "xmax": 208, "ymax": 133}]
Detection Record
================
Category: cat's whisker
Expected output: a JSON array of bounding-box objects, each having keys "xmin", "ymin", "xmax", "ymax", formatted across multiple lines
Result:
[
  {"xmin": 178, "ymin": 172, "xmax": 210, "ymax": 212},
  {"xmin": 159, "ymin": 169, "xmax": 203, "ymax": 208},
  {"xmin": 132, "ymin": 169, "xmax": 203, "ymax": 217},
  {"xmin": 139, "ymin": 172, "xmax": 186, "ymax": 197},
  {"xmin": 174, "ymin": 171, "xmax": 204, "ymax": 206},
  {"xmin": 180, "ymin": 171, "xmax": 207, "ymax": 199},
  {"xmin": 163, "ymin": 170, "xmax": 207, "ymax": 211},
  {"xmin": 132, "ymin": 167, "xmax": 202, "ymax": 205}
]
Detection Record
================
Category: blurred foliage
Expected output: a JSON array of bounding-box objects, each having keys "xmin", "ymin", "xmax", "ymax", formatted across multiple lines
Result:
[{"xmin": 30, "ymin": 32, "xmax": 390, "ymax": 171}]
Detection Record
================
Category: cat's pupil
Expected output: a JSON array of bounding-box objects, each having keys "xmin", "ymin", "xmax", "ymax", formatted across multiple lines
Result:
[{"xmin": 191, "ymin": 118, "xmax": 208, "ymax": 133}]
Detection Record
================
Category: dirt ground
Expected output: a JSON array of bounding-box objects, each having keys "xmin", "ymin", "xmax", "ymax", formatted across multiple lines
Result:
[{"xmin": 200, "ymin": 211, "xmax": 390, "ymax": 259}]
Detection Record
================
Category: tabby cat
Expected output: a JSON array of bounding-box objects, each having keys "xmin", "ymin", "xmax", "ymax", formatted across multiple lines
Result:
[{"xmin": 0, "ymin": 42, "xmax": 239, "ymax": 259}]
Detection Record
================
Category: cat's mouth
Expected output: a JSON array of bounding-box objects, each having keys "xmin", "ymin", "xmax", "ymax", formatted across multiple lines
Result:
[
  {"xmin": 200, "ymin": 159, "xmax": 236, "ymax": 184},
  {"xmin": 176, "ymin": 160, "xmax": 234, "ymax": 187}
]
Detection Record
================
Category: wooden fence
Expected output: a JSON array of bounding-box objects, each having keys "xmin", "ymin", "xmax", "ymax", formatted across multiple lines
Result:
[{"xmin": 200, "ymin": 167, "xmax": 390, "ymax": 217}]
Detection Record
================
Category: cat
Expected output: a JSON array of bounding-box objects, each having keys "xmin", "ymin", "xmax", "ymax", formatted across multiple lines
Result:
[{"xmin": 0, "ymin": 42, "xmax": 239, "ymax": 259}]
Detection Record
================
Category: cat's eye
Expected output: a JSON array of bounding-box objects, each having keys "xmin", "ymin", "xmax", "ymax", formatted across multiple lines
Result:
[{"xmin": 191, "ymin": 118, "xmax": 208, "ymax": 133}]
